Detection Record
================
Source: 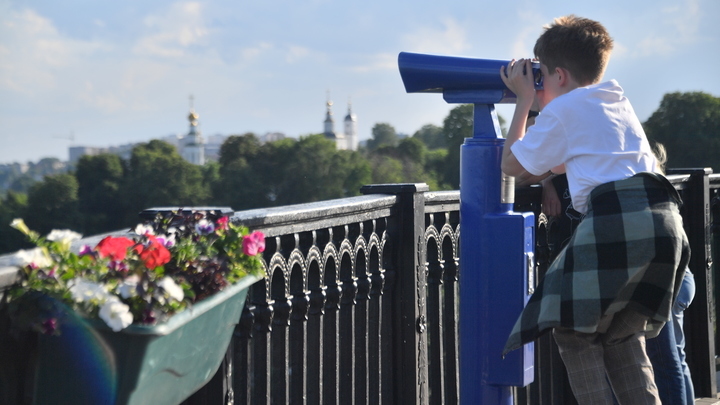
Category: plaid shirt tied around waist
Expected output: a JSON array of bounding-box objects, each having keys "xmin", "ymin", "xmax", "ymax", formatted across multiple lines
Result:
[{"xmin": 503, "ymin": 172, "xmax": 690, "ymax": 356}]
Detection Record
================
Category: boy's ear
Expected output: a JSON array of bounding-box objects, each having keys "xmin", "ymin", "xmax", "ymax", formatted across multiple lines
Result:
[{"xmin": 556, "ymin": 67, "xmax": 569, "ymax": 86}]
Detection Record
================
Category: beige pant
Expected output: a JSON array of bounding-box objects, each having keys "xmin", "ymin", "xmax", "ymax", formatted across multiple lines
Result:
[{"xmin": 553, "ymin": 308, "xmax": 661, "ymax": 405}]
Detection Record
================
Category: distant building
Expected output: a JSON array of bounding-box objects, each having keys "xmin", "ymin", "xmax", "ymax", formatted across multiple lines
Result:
[
  {"xmin": 323, "ymin": 96, "xmax": 357, "ymax": 151},
  {"xmin": 204, "ymin": 134, "xmax": 228, "ymax": 162},
  {"xmin": 68, "ymin": 98, "xmax": 290, "ymax": 165},
  {"xmin": 260, "ymin": 132, "xmax": 286, "ymax": 144},
  {"xmin": 181, "ymin": 107, "xmax": 205, "ymax": 165},
  {"xmin": 69, "ymin": 143, "xmax": 134, "ymax": 164}
]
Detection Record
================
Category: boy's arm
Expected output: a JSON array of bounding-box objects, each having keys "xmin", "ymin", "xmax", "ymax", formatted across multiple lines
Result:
[{"xmin": 499, "ymin": 59, "xmax": 536, "ymax": 177}]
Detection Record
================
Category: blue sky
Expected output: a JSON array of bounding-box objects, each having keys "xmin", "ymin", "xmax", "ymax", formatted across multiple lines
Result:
[{"xmin": 1, "ymin": 0, "xmax": 719, "ymax": 165}]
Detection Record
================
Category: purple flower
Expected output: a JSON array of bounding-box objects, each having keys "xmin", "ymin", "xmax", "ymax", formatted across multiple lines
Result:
[
  {"xmin": 79, "ymin": 244, "xmax": 94, "ymax": 257},
  {"xmin": 42, "ymin": 318, "xmax": 57, "ymax": 335},
  {"xmin": 156, "ymin": 233, "xmax": 176, "ymax": 248},
  {"xmin": 194, "ymin": 219, "xmax": 215, "ymax": 235},
  {"xmin": 108, "ymin": 260, "xmax": 129, "ymax": 273}
]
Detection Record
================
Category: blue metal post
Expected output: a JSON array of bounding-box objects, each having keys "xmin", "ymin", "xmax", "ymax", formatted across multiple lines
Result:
[{"xmin": 398, "ymin": 52, "xmax": 535, "ymax": 405}]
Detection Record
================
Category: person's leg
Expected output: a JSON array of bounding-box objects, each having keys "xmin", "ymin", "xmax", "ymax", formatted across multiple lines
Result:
[
  {"xmin": 553, "ymin": 327, "xmax": 616, "ymax": 405},
  {"xmin": 673, "ymin": 269, "xmax": 696, "ymax": 404},
  {"xmin": 602, "ymin": 308, "xmax": 661, "ymax": 405},
  {"xmin": 646, "ymin": 322, "xmax": 686, "ymax": 404}
]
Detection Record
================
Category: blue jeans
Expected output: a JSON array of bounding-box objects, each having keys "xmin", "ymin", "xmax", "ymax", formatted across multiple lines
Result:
[{"xmin": 646, "ymin": 268, "xmax": 695, "ymax": 405}]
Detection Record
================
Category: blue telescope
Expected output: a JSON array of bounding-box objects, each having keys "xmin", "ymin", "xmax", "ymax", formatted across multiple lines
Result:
[
  {"xmin": 398, "ymin": 51, "xmax": 542, "ymax": 105},
  {"xmin": 398, "ymin": 51, "xmax": 536, "ymax": 405}
]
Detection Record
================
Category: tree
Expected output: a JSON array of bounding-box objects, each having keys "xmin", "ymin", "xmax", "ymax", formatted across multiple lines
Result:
[
  {"xmin": 215, "ymin": 133, "xmax": 268, "ymax": 210},
  {"xmin": 76, "ymin": 153, "xmax": 126, "ymax": 234},
  {"xmin": 276, "ymin": 134, "xmax": 370, "ymax": 205},
  {"xmin": 413, "ymin": 124, "xmax": 445, "ymax": 149},
  {"xmin": 0, "ymin": 191, "xmax": 30, "ymax": 254},
  {"xmin": 425, "ymin": 149, "xmax": 451, "ymax": 190},
  {"xmin": 644, "ymin": 92, "xmax": 720, "ymax": 171},
  {"xmin": 218, "ymin": 133, "xmax": 261, "ymax": 168},
  {"xmin": 122, "ymin": 140, "xmax": 210, "ymax": 224},
  {"xmin": 8, "ymin": 174, "xmax": 36, "ymax": 194},
  {"xmin": 24, "ymin": 174, "xmax": 81, "ymax": 235},
  {"xmin": 366, "ymin": 123, "xmax": 398, "ymax": 150},
  {"xmin": 442, "ymin": 104, "xmax": 474, "ymax": 189},
  {"xmin": 369, "ymin": 155, "xmax": 404, "ymax": 185}
]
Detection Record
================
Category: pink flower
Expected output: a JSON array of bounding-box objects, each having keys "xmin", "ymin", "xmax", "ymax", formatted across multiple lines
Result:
[
  {"xmin": 242, "ymin": 231, "xmax": 265, "ymax": 256},
  {"xmin": 217, "ymin": 216, "xmax": 229, "ymax": 231},
  {"xmin": 42, "ymin": 318, "xmax": 57, "ymax": 335}
]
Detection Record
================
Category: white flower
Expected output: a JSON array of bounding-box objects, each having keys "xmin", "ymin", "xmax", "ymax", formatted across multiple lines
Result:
[
  {"xmin": 68, "ymin": 278, "xmax": 111, "ymax": 303},
  {"xmin": 157, "ymin": 277, "xmax": 184, "ymax": 303},
  {"xmin": 134, "ymin": 224, "xmax": 155, "ymax": 236},
  {"xmin": 12, "ymin": 248, "xmax": 52, "ymax": 268},
  {"xmin": 46, "ymin": 229, "xmax": 83, "ymax": 250},
  {"xmin": 99, "ymin": 298, "xmax": 133, "ymax": 332},
  {"xmin": 118, "ymin": 275, "xmax": 140, "ymax": 299},
  {"xmin": 46, "ymin": 229, "xmax": 82, "ymax": 243},
  {"xmin": 10, "ymin": 218, "xmax": 30, "ymax": 235}
]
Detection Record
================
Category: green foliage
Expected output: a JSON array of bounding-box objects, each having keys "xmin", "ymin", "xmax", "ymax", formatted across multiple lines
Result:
[
  {"xmin": 442, "ymin": 104, "xmax": 474, "ymax": 189},
  {"xmin": 76, "ymin": 154, "xmax": 126, "ymax": 234},
  {"xmin": 217, "ymin": 134, "xmax": 285, "ymax": 209},
  {"xmin": 370, "ymin": 155, "xmax": 404, "ymax": 184},
  {"xmin": 123, "ymin": 140, "xmax": 210, "ymax": 224},
  {"xmin": 0, "ymin": 191, "xmax": 30, "ymax": 253},
  {"xmin": 24, "ymin": 174, "xmax": 81, "ymax": 236},
  {"xmin": 425, "ymin": 149, "xmax": 452, "ymax": 190},
  {"xmin": 644, "ymin": 92, "xmax": 720, "ymax": 171},
  {"xmin": 218, "ymin": 133, "xmax": 261, "ymax": 168},
  {"xmin": 413, "ymin": 124, "xmax": 445, "ymax": 149},
  {"xmin": 214, "ymin": 134, "xmax": 371, "ymax": 209},
  {"xmin": 8, "ymin": 174, "xmax": 36, "ymax": 194},
  {"xmin": 0, "ymin": 158, "xmax": 69, "ymax": 196},
  {"xmin": 366, "ymin": 123, "xmax": 399, "ymax": 150},
  {"xmin": 276, "ymin": 134, "xmax": 365, "ymax": 204}
]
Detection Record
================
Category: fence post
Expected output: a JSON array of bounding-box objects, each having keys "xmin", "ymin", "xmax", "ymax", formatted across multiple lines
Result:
[
  {"xmin": 361, "ymin": 183, "xmax": 430, "ymax": 405},
  {"xmin": 676, "ymin": 168, "xmax": 717, "ymax": 398}
]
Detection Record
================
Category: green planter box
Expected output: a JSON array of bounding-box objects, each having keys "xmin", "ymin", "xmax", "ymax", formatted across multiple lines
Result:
[{"xmin": 31, "ymin": 274, "xmax": 260, "ymax": 405}]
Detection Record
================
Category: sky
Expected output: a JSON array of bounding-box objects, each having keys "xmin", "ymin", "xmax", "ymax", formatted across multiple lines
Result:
[{"xmin": 1, "ymin": 0, "xmax": 719, "ymax": 165}]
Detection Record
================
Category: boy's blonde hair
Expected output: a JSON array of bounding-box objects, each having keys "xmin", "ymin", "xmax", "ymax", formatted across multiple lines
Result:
[{"xmin": 533, "ymin": 15, "xmax": 614, "ymax": 85}]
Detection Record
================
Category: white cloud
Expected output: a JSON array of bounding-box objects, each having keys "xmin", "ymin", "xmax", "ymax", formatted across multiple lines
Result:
[
  {"xmin": 349, "ymin": 52, "xmax": 396, "ymax": 73},
  {"xmin": 0, "ymin": 8, "xmax": 108, "ymax": 95},
  {"xmin": 627, "ymin": 0, "xmax": 702, "ymax": 57},
  {"xmin": 401, "ymin": 17, "xmax": 471, "ymax": 55},
  {"xmin": 286, "ymin": 46, "xmax": 310, "ymax": 64},
  {"xmin": 508, "ymin": 10, "xmax": 546, "ymax": 59},
  {"xmin": 132, "ymin": 1, "xmax": 209, "ymax": 58},
  {"xmin": 238, "ymin": 41, "xmax": 274, "ymax": 64}
]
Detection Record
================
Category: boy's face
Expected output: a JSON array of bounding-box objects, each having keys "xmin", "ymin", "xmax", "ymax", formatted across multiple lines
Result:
[{"xmin": 536, "ymin": 63, "xmax": 561, "ymax": 110}]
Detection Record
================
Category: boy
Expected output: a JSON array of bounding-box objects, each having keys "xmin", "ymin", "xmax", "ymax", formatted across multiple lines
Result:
[{"xmin": 500, "ymin": 15, "xmax": 690, "ymax": 405}]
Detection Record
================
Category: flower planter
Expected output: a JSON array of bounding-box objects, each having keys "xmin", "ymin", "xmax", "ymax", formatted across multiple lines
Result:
[{"xmin": 31, "ymin": 274, "xmax": 260, "ymax": 405}]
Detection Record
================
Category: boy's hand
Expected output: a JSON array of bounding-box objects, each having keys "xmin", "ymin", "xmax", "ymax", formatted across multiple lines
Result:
[{"xmin": 500, "ymin": 59, "xmax": 536, "ymax": 105}]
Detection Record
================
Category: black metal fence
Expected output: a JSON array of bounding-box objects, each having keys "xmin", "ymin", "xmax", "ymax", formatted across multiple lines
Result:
[
  {"xmin": 1, "ymin": 170, "xmax": 718, "ymax": 404},
  {"xmin": 185, "ymin": 169, "xmax": 720, "ymax": 404}
]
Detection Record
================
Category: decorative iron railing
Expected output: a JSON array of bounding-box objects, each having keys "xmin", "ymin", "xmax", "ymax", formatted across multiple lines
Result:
[{"xmin": 1, "ymin": 170, "xmax": 718, "ymax": 405}]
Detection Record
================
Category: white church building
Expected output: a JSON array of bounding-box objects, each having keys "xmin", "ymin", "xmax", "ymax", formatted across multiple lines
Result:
[{"xmin": 323, "ymin": 97, "xmax": 358, "ymax": 151}]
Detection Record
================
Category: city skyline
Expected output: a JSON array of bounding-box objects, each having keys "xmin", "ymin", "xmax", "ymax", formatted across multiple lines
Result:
[{"xmin": 1, "ymin": 0, "xmax": 719, "ymax": 165}]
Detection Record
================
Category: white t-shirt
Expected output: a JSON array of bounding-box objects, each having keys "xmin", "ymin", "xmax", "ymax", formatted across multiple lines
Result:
[{"xmin": 511, "ymin": 80, "xmax": 658, "ymax": 214}]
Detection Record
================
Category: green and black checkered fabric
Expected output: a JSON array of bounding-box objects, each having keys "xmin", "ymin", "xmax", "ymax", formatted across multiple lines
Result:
[{"xmin": 504, "ymin": 172, "xmax": 690, "ymax": 356}]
